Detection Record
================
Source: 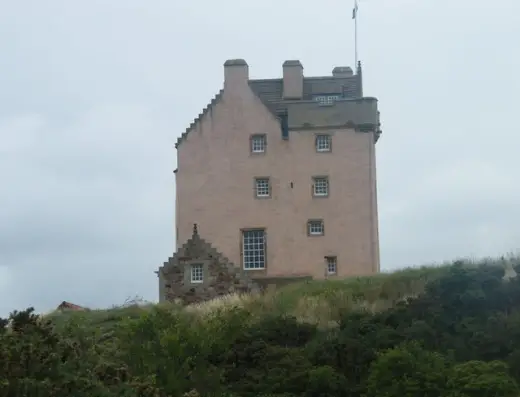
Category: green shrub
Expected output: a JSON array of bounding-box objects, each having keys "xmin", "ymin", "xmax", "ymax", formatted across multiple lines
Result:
[{"xmin": 2, "ymin": 256, "xmax": 520, "ymax": 396}]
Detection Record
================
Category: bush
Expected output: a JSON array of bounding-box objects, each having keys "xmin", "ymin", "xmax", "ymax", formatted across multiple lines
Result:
[
  {"xmin": 3, "ymin": 257, "xmax": 520, "ymax": 396},
  {"xmin": 366, "ymin": 341, "xmax": 449, "ymax": 397},
  {"xmin": 444, "ymin": 360, "xmax": 519, "ymax": 397}
]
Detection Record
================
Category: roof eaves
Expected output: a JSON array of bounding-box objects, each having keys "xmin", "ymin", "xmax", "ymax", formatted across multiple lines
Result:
[{"xmin": 175, "ymin": 89, "xmax": 224, "ymax": 149}]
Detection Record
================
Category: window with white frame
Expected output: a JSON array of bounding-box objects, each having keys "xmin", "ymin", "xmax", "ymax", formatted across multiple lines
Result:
[
  {"xmin": 251, "ymin": 134, "xmax": 266, "ymax": 153},
  {"xmin": 255, "ymin": 178, "xmax": 270, "ymax": 197},
  {"xmin": 316, "ymin": 134, "xmax": 331, "ymax": 152},
  {"xmin": 242, "ymin": 229, "xmax": 266, "ymax": 269},
  {"xmin": 307, "ymin": 220, "xmax": 324, "ymax": 236},
  {"xmin": 190, "ymin": 263, "xmax": 203, "ymax": 283},
  {"xmin": 313, "ymin": 176, "xmax": 329, "ymax": 197},
  {"xmin": 313, "ymin": 95, "xmax": 340, "ymax": 105},
  {"xmin": 326, "ymin": 256, "xmax": 337, "ymax": 275}
]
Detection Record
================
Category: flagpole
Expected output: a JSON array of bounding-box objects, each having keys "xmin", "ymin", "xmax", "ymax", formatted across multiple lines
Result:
[{"xmin": 354, "ymin": 0, "xmax": 358, "ymax": 67}]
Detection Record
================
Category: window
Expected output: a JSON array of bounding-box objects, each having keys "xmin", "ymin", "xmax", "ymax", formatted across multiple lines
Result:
[
  {"xmin": 313, "ymin": 95, "xmax": 340, "ymax": 105},
  {"xmin": 313, "ymin": 176, "xmax": 329, "ymax": 197},
  {"xmin": 308, "ymin": 220, "xmax": 324, "ymax": 236},
  {"xmin": 251, "ymin": 134, "xmax": 266, "ymax": 153},
  {"xmin": 255, "ymin": 178, "xmax": 270, "ymax": 198},
  {"xmin": 279, "ymin": 112, "xmax": 289, "ymax": 140},
  {"xmin": 326, "ymin": 256, "xmax": 337, "ymax": 275},
  {"xmin": 190, "ymin": 264, "xmax": 203, "ymax": 283},
  {"xmin": 243, "ymin": 229, "xmax": 266, "ymax": 270},
  {"xmin": 316, "ymin": 134, "xmax": 331, "ymax": 152}
]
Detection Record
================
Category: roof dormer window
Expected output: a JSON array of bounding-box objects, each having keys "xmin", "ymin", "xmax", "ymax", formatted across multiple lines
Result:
[{"xmin": 313, "ymin": 95, "xmax": 341, "ymax": 105}]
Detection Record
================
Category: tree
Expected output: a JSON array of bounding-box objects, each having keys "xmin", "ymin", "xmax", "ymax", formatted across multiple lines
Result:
[
  {"xmin": 306, "ymin": 365, "xmax": 347, "ymax": 397},
  {"xmin": 0, "ymin": 308, "xmax": 158, "ymax": 397},
  {"xmin": 365, "ymin": 341, "xmax": 449, "ymax": 397},
  {"xmin": 444, "ymin": 360, "xmax": 519, "ymax": 397}
]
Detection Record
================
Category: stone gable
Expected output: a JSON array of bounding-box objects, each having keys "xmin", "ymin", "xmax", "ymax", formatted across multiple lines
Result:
[{"xmin": 157, "ymin": 224, "xmax": 259, "ymax": 305}]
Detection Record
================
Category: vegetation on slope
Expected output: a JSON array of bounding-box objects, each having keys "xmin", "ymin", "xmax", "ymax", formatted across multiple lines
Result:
[{"xmin": 2, "ymin": 256, "xmax": 520, "ymax": 396}]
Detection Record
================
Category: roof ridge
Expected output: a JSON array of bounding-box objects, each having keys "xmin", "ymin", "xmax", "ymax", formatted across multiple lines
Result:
[
  {"xmin": 304, "ymin": 75, "xmax": 357, "ymax": 81},
  {"xmin": 248, "ymin": 78, "xmax": 283, "ymax": 82},
  {"xmin": 175, "ymin": 89, "xmax": 224, "ymax": 149}
]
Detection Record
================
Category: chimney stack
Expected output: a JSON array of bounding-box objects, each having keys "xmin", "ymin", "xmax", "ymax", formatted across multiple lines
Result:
[
  {"xmin": 283, "ymin": 60, "xmax": 303, "ymax": 99},
  {"xmin": 332, "ymin": 66, "xmax": 353, "ymax": 78},
  {"xmin": 224, "ymin": 59, "xmax": 249, "ymax": 91}
]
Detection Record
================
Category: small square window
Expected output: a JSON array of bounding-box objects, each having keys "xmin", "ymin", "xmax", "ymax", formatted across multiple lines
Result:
[
  {"xmin": 251, "ymin": 134, "xmax": 266, "ymax": 153},
  {"xmin": 316, "ymin": 135, "xmax": 331, "ymax": 152},
  {"xmin": 326, "ymin": 256, "xmax": 337, "ymax": 275},
  {"xmin": 255, "ymin": 178, "xmax": 270, "ymax": 197},
  {"xmin": 190, "ymin": 264, "xmax": 203, "ymax": 283},
  {"xmin": 308, "ymin": 220, "xmax": 324, "ymax": 236},
  {"xmin": 313, "ymin": 177, "xmax": 329, "ymax": 197}
]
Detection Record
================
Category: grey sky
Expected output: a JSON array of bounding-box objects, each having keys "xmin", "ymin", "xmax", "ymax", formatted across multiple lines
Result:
[{"xmin": 1, "ymin": 0, "xmax": 519, "ymax": 316}]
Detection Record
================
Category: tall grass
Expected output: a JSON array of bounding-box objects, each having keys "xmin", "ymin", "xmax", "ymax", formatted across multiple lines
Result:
[{"xmin": 46, "ymin": 255, "xmax": 519, "ymax": 330}]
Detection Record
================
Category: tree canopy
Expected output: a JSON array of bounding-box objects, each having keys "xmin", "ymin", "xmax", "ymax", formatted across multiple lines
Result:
[{"xmin": 2, "ymin": 260, "xmax": 520, "ymax": 397}]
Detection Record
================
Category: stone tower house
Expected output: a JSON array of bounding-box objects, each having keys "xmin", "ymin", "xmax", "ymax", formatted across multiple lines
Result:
[{"xmin": 172, "ymin": 59, "xmax": 382, "ymax": 286}]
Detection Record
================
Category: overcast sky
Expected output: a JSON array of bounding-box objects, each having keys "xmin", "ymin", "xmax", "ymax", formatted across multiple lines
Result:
[{"xmin": 1, "ymin": 0, "xmax": 519, "ymax": 316}]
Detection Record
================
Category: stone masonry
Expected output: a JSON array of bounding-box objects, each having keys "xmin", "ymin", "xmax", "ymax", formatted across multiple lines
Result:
[{"xmin": 157, "ymin": 224, "xmax": 259, "ymax": 305}]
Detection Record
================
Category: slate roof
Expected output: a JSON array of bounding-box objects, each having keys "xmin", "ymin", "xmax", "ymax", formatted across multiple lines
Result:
[
  {"xmin": 56, "ymin": 301, "xmax": 87, "ymax": 311},
  {"xmin": 248, "ymin": 73, "xmax": 361, "ymax": 115},
  {"xmin": 175, "ymin": 63, "xmax": 363, "ymax": 148}
]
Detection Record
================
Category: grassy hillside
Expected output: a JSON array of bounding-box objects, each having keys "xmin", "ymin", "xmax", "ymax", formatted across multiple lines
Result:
[
  {"xmin": 49, "ymin": 255, "xmax": 515, "ymax": 329},
  {"xmin": 3, "ymin": 255, "xmax": 520, "ymax": 397}
]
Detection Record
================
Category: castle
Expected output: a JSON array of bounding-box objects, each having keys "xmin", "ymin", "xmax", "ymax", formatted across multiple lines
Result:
[{"xmin": 157, "ymin": 59, "xmax": 382, "ymax": 303}]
